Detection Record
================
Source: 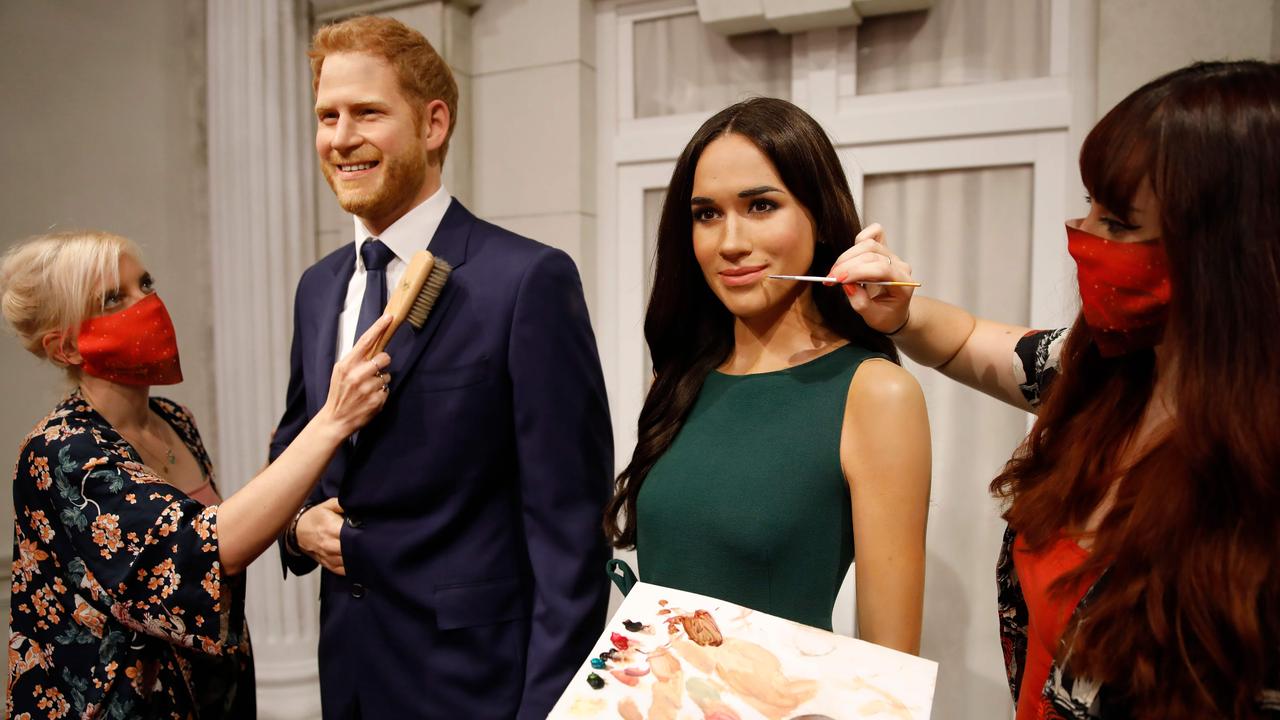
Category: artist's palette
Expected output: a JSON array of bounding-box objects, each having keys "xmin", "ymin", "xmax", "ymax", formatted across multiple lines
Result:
[{"xmin": 550, "ymin": 582, "xmax": 937, "ymax": 719}]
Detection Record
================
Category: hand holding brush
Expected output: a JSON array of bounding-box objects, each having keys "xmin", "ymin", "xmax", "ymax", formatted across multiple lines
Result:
[
  {"xmin": 366, "ymin": 250, "xmax": 453, "ymax": 360},
  {"xmin": 821, "ymin": 223, "xmax": 918, "ymax": 336}
]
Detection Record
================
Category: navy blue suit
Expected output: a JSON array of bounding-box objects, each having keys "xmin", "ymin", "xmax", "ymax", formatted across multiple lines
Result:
[{"xmin": 270, "ymin": 200, "xmax": 612, "ymax": 719}]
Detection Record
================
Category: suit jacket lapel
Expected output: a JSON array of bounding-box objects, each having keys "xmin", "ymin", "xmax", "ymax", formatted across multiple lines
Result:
[
  {"xmin": 307, "ymin": 246, "xmax": 357, "ymax": 410},
  {"xmin": 381, "ymin": 199, "xmax": 474, "ymax": 396}
]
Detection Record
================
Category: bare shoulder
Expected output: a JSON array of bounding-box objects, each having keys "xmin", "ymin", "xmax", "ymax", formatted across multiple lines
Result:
[
  {"xmin": 841, "ymin": 358, "xmax": 930, "ymax": 471},
  {"xmin": 840, "ymin": 358, "xmax": 931, "ymax": 494},
  {"xmin": 847, "ymin": 358, "xmax": 925, "ymax": 410}
]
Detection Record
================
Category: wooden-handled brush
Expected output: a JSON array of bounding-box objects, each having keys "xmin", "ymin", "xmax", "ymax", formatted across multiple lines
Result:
[{"xmin": 366, "ymin": 250, "xmax": 453, "ymax": 359}]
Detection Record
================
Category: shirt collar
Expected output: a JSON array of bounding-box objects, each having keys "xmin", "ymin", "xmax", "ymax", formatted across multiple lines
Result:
[{"xmin": 351, "ymin": 185, "xmax": 452, "ymax": 269}]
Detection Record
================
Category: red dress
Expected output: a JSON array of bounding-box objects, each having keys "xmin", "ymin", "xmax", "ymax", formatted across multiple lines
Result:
[{"xmin": 1012, "ymin": 533, "xmax": 1095, "ymax": 720}]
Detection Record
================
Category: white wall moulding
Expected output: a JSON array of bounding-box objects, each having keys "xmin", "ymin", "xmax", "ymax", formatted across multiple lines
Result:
[
  {"xmin": 611, "ymin": 76, "xmax": 1072, "ymax": 165},
  {"xmin": 764, "ymin": 0, "xmax": 859, "ymax": 33},
  {"xmin": 310, "ymin": 0, "xmax": 482, "ymax": 24},
  {"xmin": 852, "ymin": 0, "xmax": 934, "ymax": 13},
  {"xmin": 631, "ymin": 9, "xmax": 791, "ymax": 119},
  {"xmin": 695, "ymin": 0, "xmax": 771, "ymax": 34},
  {"xmin": 696, "ymin": 0, "xmax": 932, "ymax": 35}
]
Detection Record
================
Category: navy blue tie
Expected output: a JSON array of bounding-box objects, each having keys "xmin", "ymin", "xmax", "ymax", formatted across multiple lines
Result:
[{"xmin": 355, "ymin": 238, "xmax": 396, "ymax": 343}]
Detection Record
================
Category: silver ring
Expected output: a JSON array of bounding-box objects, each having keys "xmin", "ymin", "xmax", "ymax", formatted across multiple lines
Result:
[{"xmin": 381, "ymin": 382, "xmax": 390, "ymax": 392}]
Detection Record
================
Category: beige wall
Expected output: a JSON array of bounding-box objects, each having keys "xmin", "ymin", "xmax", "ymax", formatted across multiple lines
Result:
[
  {"xmin": 470, "ymin": 0, "xmax": 598, "ymax": 310},
  {"xmin": 0, "ymin": 0, "xmax": 213, "ymax": 548},
  {"xmin": 1275, "ymin": 0, "xmax": 1280, "ymax": 58},
  {"xmin": 1097, "ymin": 0, "xmax": 1277, "ymax": 114}
]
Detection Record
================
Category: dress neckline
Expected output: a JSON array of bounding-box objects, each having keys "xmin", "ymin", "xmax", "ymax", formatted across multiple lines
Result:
[
  {"xmin": 68, "ymin": 388, "xmax": 211, "ymax": 487},
  {"xmin": 711, "ymin": 342, "xmax": 854, "ymax": 379}
]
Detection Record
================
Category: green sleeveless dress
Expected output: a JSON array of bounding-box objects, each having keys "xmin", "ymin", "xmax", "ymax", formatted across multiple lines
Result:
[{"xmin": 635, "ymin": 343, "xmax": 886, "ymax": 630}]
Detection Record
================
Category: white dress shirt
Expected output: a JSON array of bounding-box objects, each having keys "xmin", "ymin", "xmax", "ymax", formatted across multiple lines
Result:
[{"xmin": 337, "ymin": 185, "xmax": 452, "ymax": 359}]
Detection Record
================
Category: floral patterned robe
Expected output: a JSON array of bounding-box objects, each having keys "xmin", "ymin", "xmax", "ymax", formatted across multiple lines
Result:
[{"xmin": 7, "ymin": 390, "xmax": 253, "ymax": 719}]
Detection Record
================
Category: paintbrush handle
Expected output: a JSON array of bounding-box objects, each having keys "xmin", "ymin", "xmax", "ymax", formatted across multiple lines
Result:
[
  {"xmin": 768, "ymin": 274, "xmax": 922, "ymax": 288},
  {"xmin": 367, "ymin": 250, "xmax": 435, "ymax": 360}
]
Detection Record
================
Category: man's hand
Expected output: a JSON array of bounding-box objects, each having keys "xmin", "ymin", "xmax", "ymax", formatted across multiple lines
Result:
[{"xmin": 296, "ymin": 497, "xmax": 346, "ymax": 575}]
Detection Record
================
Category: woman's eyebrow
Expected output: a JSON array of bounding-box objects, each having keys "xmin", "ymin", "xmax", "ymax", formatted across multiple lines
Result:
[{"xmin": 691, "ymin": 185, "xmax": 783, "ymax": 205}]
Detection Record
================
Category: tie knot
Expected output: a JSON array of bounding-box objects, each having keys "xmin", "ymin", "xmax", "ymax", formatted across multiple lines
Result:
[{"xmin": 361, "ymin": 239, "xmax": 396, "ymax": 272}]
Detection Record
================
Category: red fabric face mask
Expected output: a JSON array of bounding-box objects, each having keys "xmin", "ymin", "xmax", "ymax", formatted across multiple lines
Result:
[
  {"xmin": 1066, "ymin": 220, "xmax": 1172, "ymax": 358},
  {"xmin": 77, "ymin": 293, "xmax": 184, "ymax": 386}
]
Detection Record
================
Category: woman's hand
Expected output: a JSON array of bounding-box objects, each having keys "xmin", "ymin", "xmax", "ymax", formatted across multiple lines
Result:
[
  {"xmin": 217, "ymin": 314, "xmax": 394, "ymax": 576},
  {"xmin": 828, "ymin": 223, "xmax": 916, "ymax": 334},
  {"xmin": 319, "ymin": 314, "xmax": 393, "ymax": 438}
]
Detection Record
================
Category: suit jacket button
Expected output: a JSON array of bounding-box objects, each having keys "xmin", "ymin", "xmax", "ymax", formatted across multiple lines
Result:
[
  {"xmin": 351, "ymin": 583, "xmax": 365, "ymax": 598},
  {"xmin": 346, "ymin": 515, "xmax": 362, "ymax": 529}
]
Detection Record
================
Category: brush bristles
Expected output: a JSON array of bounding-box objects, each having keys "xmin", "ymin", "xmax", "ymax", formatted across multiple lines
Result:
[{"xmin": 406, "ymin": 259, "xmax": 452, "ymax": 329}]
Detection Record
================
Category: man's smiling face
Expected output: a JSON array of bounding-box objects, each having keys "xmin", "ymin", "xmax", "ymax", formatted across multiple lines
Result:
[{"xmin": 314, "ymin": 51, "xmax": 431, "ymax": 234}]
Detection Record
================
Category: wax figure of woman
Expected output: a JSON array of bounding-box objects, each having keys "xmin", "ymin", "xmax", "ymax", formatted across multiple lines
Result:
[
  {"xmin": 832, "ymin": 60, "xmax": 1280, "ymax": 718},
  {"xmin": 604, "ymin": 98, "xmax": 931, "ymax": 653},
  {"xmin": 0, "ymin": 230, "xmax": 392, "ymax": 718}
]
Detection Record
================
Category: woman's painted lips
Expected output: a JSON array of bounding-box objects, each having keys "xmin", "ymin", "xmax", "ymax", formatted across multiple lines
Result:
[{"xmin": 719, "ymin": 265, "xmax": 768, "ymax": 286}]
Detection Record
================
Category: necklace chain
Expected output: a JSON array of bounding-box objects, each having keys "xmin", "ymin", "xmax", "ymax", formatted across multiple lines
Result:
[{"xmin": 79, "ymin": 387, "xmax": 177, "ymax": 476}]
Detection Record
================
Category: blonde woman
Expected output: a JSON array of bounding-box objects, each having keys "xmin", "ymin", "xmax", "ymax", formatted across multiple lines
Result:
[{"xmin": 1, "ymin": 231, "xmax": 391, "ymax": 718}]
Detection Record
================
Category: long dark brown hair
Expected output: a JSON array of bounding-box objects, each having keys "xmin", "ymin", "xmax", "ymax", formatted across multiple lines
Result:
[
  {"xmin": 992, "ymin": 61, "xmax": 1280, "ymax": 717},
  {"xmin": 604, "ymin": 97, "xmax": 899, "ymax": 548}
]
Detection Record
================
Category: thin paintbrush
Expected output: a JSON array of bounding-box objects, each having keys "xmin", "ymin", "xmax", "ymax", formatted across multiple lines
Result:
[
  {"xmin": 366, "ymin": 250, "xmax": 453, "ymax": 359},
  {"xmin": 768, "ymin": 274, "xmax": 922, "ymax": 288}
]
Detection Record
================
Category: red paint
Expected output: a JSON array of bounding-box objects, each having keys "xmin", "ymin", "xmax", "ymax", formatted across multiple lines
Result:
[{"xmin": 610, "ymin": 632, "xmax": 630, "ymax": 650}]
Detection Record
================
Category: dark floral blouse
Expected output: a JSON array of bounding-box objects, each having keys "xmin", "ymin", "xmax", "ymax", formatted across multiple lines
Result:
[
  {"xmin": 7, "ymin": 390, "xmax": 254, "ymax": 719},
  {"xmin": 1001, "ymin": 329, "xmax": 1280, "ymax": 719}
]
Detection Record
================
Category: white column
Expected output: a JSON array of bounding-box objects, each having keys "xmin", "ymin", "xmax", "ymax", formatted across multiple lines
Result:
[{"xmin": 207, "ymin": 1, "xmax": 323, "ymax": 716}]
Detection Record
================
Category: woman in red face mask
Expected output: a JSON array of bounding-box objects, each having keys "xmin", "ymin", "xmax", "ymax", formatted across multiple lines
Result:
[
  {"xmin": 831, "ymin": 60, "xmax": 1280, "ymax": 719},
  {"xmin": 0, "ymin": 230, "xmax": 393, "ymax": 718}
]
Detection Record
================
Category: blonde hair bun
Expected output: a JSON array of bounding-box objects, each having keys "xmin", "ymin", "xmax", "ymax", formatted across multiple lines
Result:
[{"xmin": 0, "ymin": 230, "xmax": 139, "ymax": 361}]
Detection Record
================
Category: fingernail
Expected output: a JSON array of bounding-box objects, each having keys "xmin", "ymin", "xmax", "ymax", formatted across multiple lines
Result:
[{"xmin": 842, "ymin": 284, "xmax": 855, "ymax": 297}]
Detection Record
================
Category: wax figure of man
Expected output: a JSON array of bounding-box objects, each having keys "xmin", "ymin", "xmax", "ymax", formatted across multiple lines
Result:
[{"xmin": 270, "ymin": 16, "xmax": 613, "ymax": 719}]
